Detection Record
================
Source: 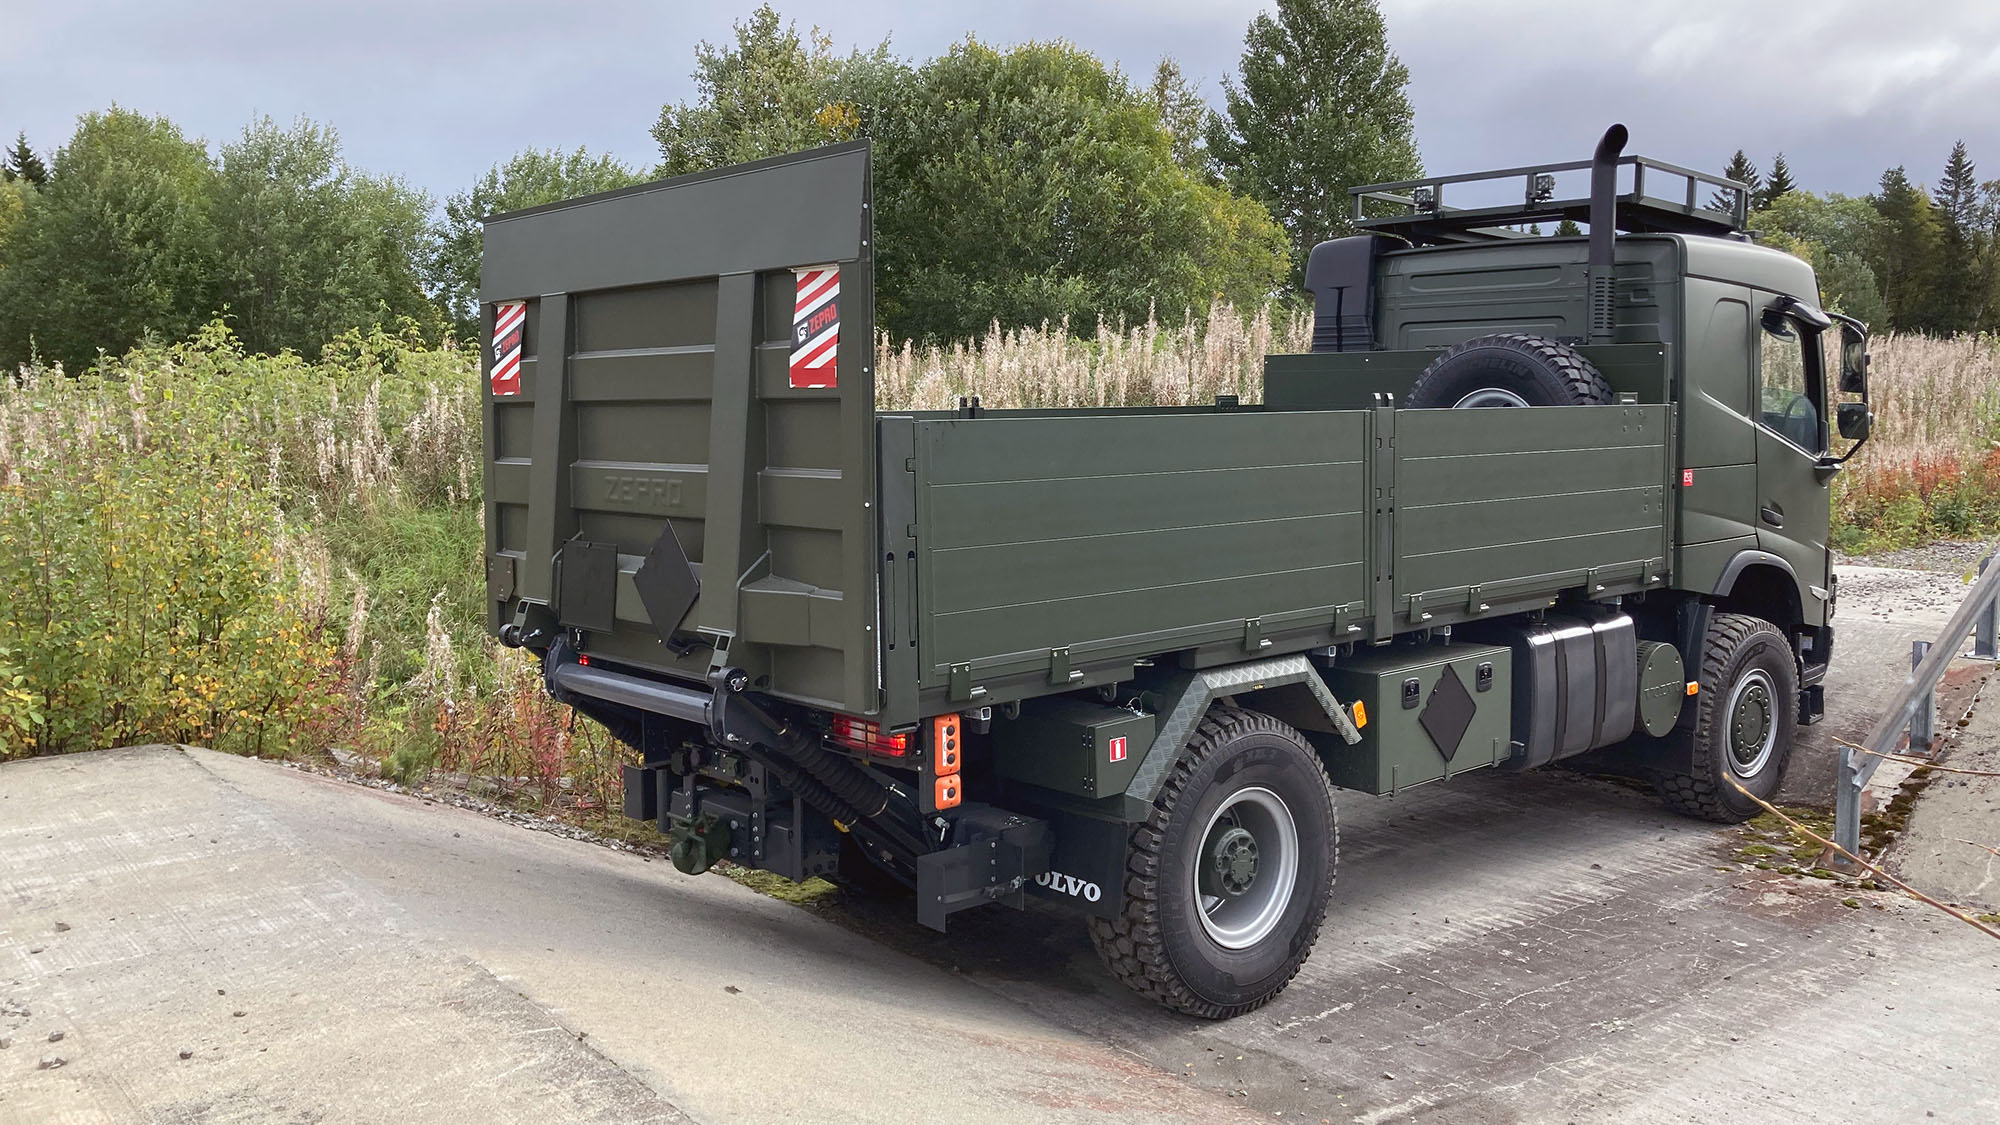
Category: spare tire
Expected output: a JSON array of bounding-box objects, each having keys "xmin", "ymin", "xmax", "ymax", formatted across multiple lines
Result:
[{"xmin": 1404, "ymin": 333, "xmax": 1613, "ymax": 408}]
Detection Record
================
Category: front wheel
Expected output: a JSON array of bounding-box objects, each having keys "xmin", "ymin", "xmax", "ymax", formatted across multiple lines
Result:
[
  {"xmin": 1089, "ymin": 707, "xmax": 1335, "ymax": 1019},
  {"xmin": 1655, "ymin": 613, "xmax": 1798, "ymax": 822}
]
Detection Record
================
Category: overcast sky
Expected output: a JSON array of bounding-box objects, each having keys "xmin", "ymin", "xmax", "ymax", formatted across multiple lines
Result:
[{"xmin": 3, "ymin": 0, "xmax": 1996, "ymax": 206}]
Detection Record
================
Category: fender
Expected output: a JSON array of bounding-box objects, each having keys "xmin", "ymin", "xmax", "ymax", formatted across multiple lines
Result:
[
  {"xmin": 1711, "ymin": 549, "xmax": 1797, "ymax": 598},
  {"xmin": 1120, "ymin": 654, "xmax": 1360, "ymax": 818}
]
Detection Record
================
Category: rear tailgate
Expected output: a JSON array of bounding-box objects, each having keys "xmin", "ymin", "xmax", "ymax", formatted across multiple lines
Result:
[{"xmin": 480, "ymin": 142, "xmax": 879, "ymax": 715}]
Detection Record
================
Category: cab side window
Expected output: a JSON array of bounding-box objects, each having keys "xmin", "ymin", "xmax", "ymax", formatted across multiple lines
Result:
[{"xmin": 1758, "ymin": 312, "xmax": 1822, "ymax": 452}]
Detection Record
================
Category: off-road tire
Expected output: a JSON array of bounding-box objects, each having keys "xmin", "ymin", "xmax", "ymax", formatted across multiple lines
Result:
[
  {"xmin": 1404, "ymin": 333, "xmax": 1614, "ymax": 409},
  {"xmin": 1088, "ymin": 707, "xmax": 1336, "ymax": 1019},
  {"xmin": 1654, "ymin": 613, "xmax": 1797, "ymax": 823}
]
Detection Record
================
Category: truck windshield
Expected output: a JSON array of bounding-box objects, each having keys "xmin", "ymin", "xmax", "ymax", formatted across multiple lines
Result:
[{"xmin": 1758, "ymin": 312, "xmax": 1824, "ymax": 453}]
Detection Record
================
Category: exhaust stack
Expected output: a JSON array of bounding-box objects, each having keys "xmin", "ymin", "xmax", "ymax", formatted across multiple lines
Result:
[{"xmin": 1588, "ymin": 124, "xmax": 1628, "ymax": 345}]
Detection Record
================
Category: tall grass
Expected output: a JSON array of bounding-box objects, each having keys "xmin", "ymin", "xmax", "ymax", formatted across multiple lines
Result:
[
  {"xmin": 2, "ymin": 316, "xmax": 1993, "ymax": 785},
  {"xmin": 1833, "ymin": 333, "xmax": 2000, "ymax": 550},
  {"xmin": 877, "ymin": 301, "xmax": 1311, "ymax": 409}
]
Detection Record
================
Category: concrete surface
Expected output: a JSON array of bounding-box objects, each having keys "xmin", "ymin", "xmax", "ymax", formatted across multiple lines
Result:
[
  {"xmin": 1891, "ymin": 677, "xmax": 2000, "ymax": 912},
  {"xmin": 4, "ymin": 561, "xmax": 1998, "ymax": 1124},
  {"xmin": 1782, "ymin": 564, "xmax": 1984, "ymax": 806},
  {"xmin": 0, "ymin": 747, "xmax": 1252, "ymax": 1125}
]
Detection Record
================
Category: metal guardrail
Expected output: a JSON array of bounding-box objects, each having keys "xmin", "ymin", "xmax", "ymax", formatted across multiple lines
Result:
[{"xmin": 1835, "ymin": 553, "xmax": 2000, "ymax": 857}]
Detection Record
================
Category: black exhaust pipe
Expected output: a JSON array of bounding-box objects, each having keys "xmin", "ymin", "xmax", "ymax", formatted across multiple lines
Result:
[{"xmin": 1588, "ymin": 124, "xmax": 1628, "ymax": 345}]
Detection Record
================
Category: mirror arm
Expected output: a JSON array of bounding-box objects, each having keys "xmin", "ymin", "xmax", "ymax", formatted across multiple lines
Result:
[{"xmin": 1818, "ymin": 430, "xmax": 1869, "ymax": 472}]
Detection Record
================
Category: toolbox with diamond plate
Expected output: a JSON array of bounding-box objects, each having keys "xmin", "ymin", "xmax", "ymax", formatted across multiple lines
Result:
[{"xmin": 480, "ymin": 127, "xmax": 1871, "ymax": 1019}]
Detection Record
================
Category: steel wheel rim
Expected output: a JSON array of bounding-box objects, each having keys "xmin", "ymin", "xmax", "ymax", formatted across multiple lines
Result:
[
  {"xmin": 1453, "ymin": 387, "xmax": 1531, "ymax": 408},
  {"xmin": 1726, "ymin": 668, "xmax": 1778, "ymax": 778},
  {"xmin": 1192, "ymin": 786, "xmax": 1299, "ymax": 950}
]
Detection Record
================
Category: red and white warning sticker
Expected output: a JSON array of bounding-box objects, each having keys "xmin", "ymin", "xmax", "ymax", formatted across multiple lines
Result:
[
  {"xmin": 491, "ymin": 300, "xmax": 526, "ymax": 397},
  {"xmin": 1108, "ymin": 736, "xmax": 1128, "ymax": 763},
  {"xmin": 790, "ymin": 265, "xmax": 840, "ymax": 389}
]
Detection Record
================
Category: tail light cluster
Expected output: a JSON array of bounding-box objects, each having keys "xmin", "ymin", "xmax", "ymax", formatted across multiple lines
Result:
[
  {"xmin": 826, "ymin": 712, "xmax": 964, "ymax": 811},
  {"xmin": 827, "ymin": 715, "xmax": 909, "ymax": 758}
]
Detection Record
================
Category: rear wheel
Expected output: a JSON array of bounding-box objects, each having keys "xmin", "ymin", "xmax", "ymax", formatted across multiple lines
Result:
[
  {"xmin": 1404, "ymin": 333, "xmax": 1613, "ymax": 409},
  {"xmin": 1655, "ymin": 613, "xmax": 1797, "ymax": 823},
  {"xmin": 1089, "ymin": 707, "xmax": 1335, "ymax": 1018}
]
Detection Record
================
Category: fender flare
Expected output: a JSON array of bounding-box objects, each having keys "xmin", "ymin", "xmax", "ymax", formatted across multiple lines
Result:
[
  {"xmin": 1121, "ymin": 654, "xmax": 1359, "ymax": 815},
  {"xmin": 1711, "ymin": 549, "xmax": 1797, "ymax": 598}
]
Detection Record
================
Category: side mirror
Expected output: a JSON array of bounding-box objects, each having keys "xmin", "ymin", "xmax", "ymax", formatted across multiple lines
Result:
[
  {"xmin": 1837, "ymin": 401, "xmax": 1872, "ymax": 441},
  {"xmin": 1837, "ymin": 319, "xmax": 1869, "ymax": 395}
]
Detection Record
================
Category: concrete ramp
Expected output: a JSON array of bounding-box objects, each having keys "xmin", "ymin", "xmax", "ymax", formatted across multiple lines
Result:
[{"xmin": 0, "ymin": 747, "xmax": 1245, "ymax": 1125}]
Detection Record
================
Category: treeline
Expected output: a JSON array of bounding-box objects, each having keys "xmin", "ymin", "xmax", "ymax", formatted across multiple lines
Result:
[
  {"xmin": 6, "ymin": 0, "xmax": 1992, "ymax": 379},
  {"xmin": 1733, "ymin": 144, "xmax": 2000, "ymax": 334},
  {"xmin": 0, "ymin": 0, "xmax": 1415, "ymax": 373}
]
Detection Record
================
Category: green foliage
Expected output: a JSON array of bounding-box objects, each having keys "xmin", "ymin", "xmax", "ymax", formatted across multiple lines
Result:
[
  {"xmin": 0, "ymin": 370, "xmax": 343, "ymax": 757},
  {"xmin": 3, "ymin": 133, "xmax": 48, "ymax": 186},
  {"xmin": 1714, "ymin": 150, "xmax": 1759, "ymax": 211},
  {"xmin": 1930, "ymin": 140, "xmax": 1989, "ymax": 331},
  {"xmin": 0, "ymin": 108, "xmax": 220, "ymax": 372},
  {"xmin": 0, "ymin": 178, "xmax": 31, "ymax": 279},
  {"xmin": 431, "ymin": 147, "xmax": 648, "ymax": 337},
  {"xmin": 651, "ymin": 5, "xmax": 903, "ymax": 177},
  {"xmin": 213, "ymin": 117, "xmax": 440, "ymax": 355},
  {"xmin": 1207, "ymin": 0, "xmax": 1421, "ymax": 288},
  {"xmin": 323, "ymin": 504, "xmax": 486, "ymax": 690},
  {"xmin": 1147, "ymin": 58, "xmax": 1215, "ymax": 179},
  {"xmin": 0, "ymin": 320, "xmax": 489, "ymax": 761},
  {"xmin": 1870, "ymin": 166, "xmax": 1946, "ymax": 333},
  {"xmin": 875, "ymin": 38, "xmax": 1289, "ymax": 341},
  {"xmin": 1756, "ymin": 152, "xmax": 1796, "ymax": 210},
  {"xmin": 0, "ymin": 109, "xmax": 445, "ymax": 372},
  {"xmin": 1750, "ymin": 192, "xmax": 1890, "ymax": 325},
  {"xmin": 649, "ymin": 10, "xmax": 1288, "ymax": 344}
]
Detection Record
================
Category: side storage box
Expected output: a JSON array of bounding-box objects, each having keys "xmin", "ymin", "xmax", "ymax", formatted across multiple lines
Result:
[
  {"xmin": 1317, "ymin": 643, "xmax": 1512, "ymax": 794},
  {"xmin": 992, "ymin": 698, "xmax": 1156, "ymax": 800}
]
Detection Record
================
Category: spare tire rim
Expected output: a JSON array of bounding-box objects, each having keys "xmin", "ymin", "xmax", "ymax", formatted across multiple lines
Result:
[
  {"xmin": 1727, "ymin": 668, "xmax": 1778, "ymax": 778},
  {"xmin": 1453, "ymin": 387, "xmax": 1532, "ymax": 408},
  {"xmin": 1193, "ymin": 786, "xmax": 1299, "ymax": 950}
]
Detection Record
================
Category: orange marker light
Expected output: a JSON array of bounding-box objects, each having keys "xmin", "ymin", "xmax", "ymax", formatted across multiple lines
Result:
[
  {"xmin": 934, "ymin": 774, "xmax": 962, "ymax": 809},
  {"xmin": 1350, "ymin": 700, "xmax": 1368, "ymax": 729},
  {"xmin": 1686, "ymin": 681, "xmax": 1700, "ymax": 696},
  {"xmin": 932, "ymin": 714, "xmax": 962, "ymax": 774}
]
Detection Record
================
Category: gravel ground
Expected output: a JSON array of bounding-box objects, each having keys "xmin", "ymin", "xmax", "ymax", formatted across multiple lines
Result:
[{"xmin": 1839, "ymin": 538, "xmax": 1999, "ymax": 575}]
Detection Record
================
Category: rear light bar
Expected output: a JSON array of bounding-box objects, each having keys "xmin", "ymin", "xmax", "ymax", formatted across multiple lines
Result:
[{"xmin": 828, "ymin": 715, "xmax": 910, "ymax": 758}]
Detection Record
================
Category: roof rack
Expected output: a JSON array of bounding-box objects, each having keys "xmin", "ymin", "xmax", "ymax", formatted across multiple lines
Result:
[{"xmin": 1350, "ymin": 153, "xmax": 1750, "ymax": 246}]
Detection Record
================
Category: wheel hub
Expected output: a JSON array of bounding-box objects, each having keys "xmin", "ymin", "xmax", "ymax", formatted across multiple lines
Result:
[
  {"xmin": 1207, "ymin": 826, "xmax": 1260, "ymax": 896},
  {"xmin": 1191, "ymin": 787, "xmax": 1301, "ymax": 950},
  {"xmin": 1725, "ymin": 668, "xmax": 1780, "ymax": 779}
]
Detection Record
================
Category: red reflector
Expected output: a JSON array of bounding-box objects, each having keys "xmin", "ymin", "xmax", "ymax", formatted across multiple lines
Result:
[
  {"xmin": 578, "ymin": 655, "xmax": 591, "ymax": 666},
  {"xmin": 829, "ymin": 715, "xmax": 909, "ymax": 758}
]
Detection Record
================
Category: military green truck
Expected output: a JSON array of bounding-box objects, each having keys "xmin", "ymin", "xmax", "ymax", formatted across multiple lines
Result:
[{"xmin": 478, "ymin": 125, "xmax": 1872, "ymax": 1018}]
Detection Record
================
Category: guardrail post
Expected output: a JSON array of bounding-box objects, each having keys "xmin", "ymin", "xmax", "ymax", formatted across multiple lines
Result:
[
  {"xmin": 1834, "ymin": 742, "xmax": 1863, "ymax": 860},
  {"xmin": 1909, "ymin": 641, "xmax": 1936, "ymax": 755},
  {"xmin": 1971, "ymin": 557, "xmax": 1998, "ymax": 661}
]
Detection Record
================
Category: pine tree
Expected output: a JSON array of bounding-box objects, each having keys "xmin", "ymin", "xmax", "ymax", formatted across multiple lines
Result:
[
  {"xmin": 1208, "ymin": 0, "xmax": 1422, "ymax": 288},
  {"xmin": 1756, "ymin": 153, "xmax": 1796, "ymax": 210},
  {"xmin": 1870, "ymin": 166, "xmax": 1944, "ymax": 333},
  {"xmin": 3, "ymin": 133, "xmax": 48, "ymax": 186},
  {"xmin": 1554, "ymin": 218, "xmax": 1582, "ymax": 237},
  {"xmin": 1713, "ymin": 149, "xmax": 1759, "ymax": 213},
  {"xmin": 1931, "ymin": 140, "xmax": 1985, "ymax": 333}
]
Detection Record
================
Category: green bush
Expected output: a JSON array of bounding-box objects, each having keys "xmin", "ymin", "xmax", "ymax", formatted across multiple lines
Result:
[
  {"xmin": 0, "ymin": 413, "xmax": 342, "ymax": 756},
  {"xmin": 0, "ymin": 321, "xmax": 479, "ymax": 760}
]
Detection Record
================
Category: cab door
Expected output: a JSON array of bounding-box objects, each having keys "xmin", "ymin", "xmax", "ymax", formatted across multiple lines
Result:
[{"xmin": 1752, "ymin": 301, "xmax": 1833, "ymax": 626}]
